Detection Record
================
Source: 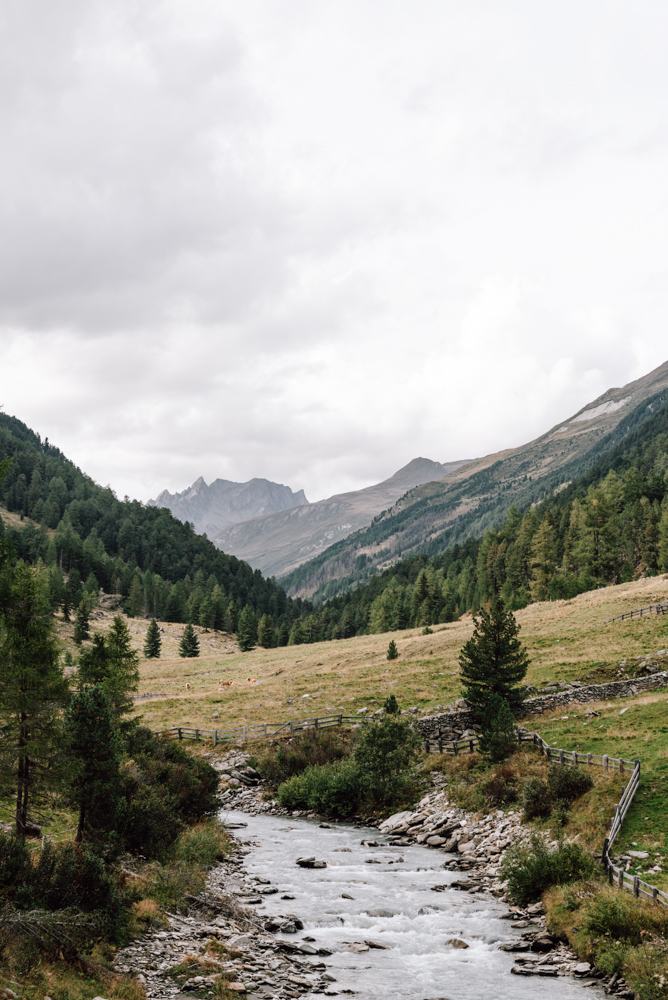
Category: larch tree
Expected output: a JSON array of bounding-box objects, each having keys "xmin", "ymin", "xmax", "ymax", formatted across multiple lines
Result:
[
  {"xmin": 66, "ymin": 684, "xmax": 121, "ymax": 843},
  {"xmin": 0, "ymin": 562, "xmax": 70, "ymax": 837}
]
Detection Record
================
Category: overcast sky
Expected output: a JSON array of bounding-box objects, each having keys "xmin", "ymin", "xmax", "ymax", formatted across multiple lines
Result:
[{"xmin": 3, "ymin": 0, "xmax": 668, "ymax": 504}]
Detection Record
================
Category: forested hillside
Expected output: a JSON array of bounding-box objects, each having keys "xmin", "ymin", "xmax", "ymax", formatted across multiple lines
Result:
[
  {"xmin": 0, "ymin": 414, "xmax": 310, "ymax": 636},
  {"xmin": 306, "ymin": 396, "xmax": 668, "ymax": 639},
  {"xmin": 281, "ymin": 366, "xmax": 668, "ymax": 600},
  {"xmin": 4, "ymin": 395, "xmax": 668, "ymax": 651}
]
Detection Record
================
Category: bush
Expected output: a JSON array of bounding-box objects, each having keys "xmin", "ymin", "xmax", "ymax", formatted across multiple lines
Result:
[
  {"xmin": 481, "ymin": 763, "xmax": 520, "ymax": 806},
  {"xmin": 353, "ymin": 715, "xmax": 421, "ymax": 807},
  {"xmin": 123, "ymin": 727, "xmax": 220, "ymax": 822},
  {"xmin": 249, "ymin": 729, "xmax": 351, "ymax": 787},
  {"xmin": 0, "ymin": 834, "xmax": 135, "ymax": 936},
  {"xmin": 277, "ymin": 758, "xmax": 361, "ymax": 817},
  {"xmin": 500, "ymin": 833, "xmax": 596, "ymax": 905},
  {"xmin": 115, "ymin": 784, "xmax": 184, "ymax": 857},
  {"xmin": 547, "ymin": 763, "xmax": 594, "ymax": 803},
  {"xmin": 522, "ymin": 777, "xmax": 553, "ymax": 820},
  {"xmin": 113, "ymin": 727, "xmax": 220, "ymax": 857}
]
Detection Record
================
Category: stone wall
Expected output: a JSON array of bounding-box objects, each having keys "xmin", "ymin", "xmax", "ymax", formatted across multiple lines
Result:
[{"xmin": 417, "ymin": 669, "xmax": 668, "ymax": 739}]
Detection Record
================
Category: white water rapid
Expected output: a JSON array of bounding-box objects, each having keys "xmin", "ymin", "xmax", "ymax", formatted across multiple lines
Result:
[{"xmin": 220, "ymin": 808, "xmax": 605, "ymax": 1000}]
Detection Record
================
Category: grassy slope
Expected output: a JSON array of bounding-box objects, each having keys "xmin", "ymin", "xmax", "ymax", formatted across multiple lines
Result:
[{"xmin": 102, "ymin": 573, "xmax": 668, "ymax": 733}]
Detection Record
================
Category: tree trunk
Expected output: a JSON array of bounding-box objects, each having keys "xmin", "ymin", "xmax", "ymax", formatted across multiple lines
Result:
[
  {"xmin": 15, "ymin": 713, "xmax": 28, "ymax": 837},
  {"xmin": 75, "ymin": 803, "xmax": 85, "ymax": 844}
]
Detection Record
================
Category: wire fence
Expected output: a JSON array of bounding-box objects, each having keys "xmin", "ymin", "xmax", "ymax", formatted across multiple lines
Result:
[{"xmin": 596, "ymin": 601, "xmax": 668, "ymax": 626}]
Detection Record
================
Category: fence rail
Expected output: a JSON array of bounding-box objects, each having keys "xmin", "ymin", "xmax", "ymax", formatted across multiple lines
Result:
[
  {"xmin": 596, "ymin": 601, "xmax": 668, "ymax": 626},
  {"xmin": 153, "ymin": 713, "xmax": 359, "ymax": 746},
  {"xmin": 156, "ymin": 710, "xmax": 658, "ymax": 906}
]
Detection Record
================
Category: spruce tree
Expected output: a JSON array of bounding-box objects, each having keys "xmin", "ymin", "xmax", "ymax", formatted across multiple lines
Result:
[
  {"xmin": 459, "ymin": 596, "xmax": 530, "ymax": 720},
  {"xmin": 73, "ymin": 600, "xmax": 90, "ymax": 644},
  {"xmin": 257, "ymin": 614, "xmax": 275, "ymax": 648},
  {"xmin": 478, "ymin": 693, "xmax": 516, "ymax": 762},
  {"xmin": 66, "ymin": 684, "xmax": 121, "ymax": 843},
  {"xmin": 61, "ymin": 589, "xmax": 71, "ymax": 622},
  {"xmin": 277, "ymin": 621, "xmax": 290, "ymax": 646},
  {"xmin": 107, "ymin": 616, "xmax": 141, "ymax": 716},
  {"xmin": 0, "ymin": 562, "xmax": 70, "ymax": 837},
  {"xmin": 386, "ymin": 639, "xmax": 398, "ymax": 660},
  {"xmin": 237, "ymin": 606, "xmax": 258, "ymax": 652},
  {"xmin": 143, "ymin": 618, "xmax": 162, "ymax": 658},
  {"xmin": 79, "ymin": 616, "xmax": 140, "ymax": 720},
  {"xmin": 179, "ymin": 623, "xmax": 200, "ymax": 658},
  {"xmin": 225, "ymin": 600, "xmax": 239, "ymax": 634}
]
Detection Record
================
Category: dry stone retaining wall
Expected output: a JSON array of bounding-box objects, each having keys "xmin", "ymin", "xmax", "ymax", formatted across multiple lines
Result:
[{"xmin": 417, "ymin": 669, "xmax": 668, "ymax": 739}]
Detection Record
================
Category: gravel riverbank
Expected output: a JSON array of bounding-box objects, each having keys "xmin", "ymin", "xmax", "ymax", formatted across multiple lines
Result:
[{"xmin": 113, "ymin": 747, "xmax": 612, "ymax": 998}]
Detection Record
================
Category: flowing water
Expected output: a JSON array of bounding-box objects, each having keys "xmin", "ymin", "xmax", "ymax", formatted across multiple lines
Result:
[{"xmin": 221, "ymin": 808, "xmax": 604, "ymax": 1000}]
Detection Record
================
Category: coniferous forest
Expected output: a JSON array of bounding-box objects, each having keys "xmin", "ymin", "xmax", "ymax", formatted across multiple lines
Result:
[{"xmin": 3, "ymin": 399, "xmax": 668, "ymax": 649}]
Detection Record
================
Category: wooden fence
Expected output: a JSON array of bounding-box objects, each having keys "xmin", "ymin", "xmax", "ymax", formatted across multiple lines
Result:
[
  {"xmin": 420, "ymin": 731, "xmax": 661, "ymax": 906},
  {"xmin": 153, "ymin": 713, "xmax": 358, "ymax": 746},
  {"xmin": 156, "ymin": 711, "xmax": 660, "ymax": 905},
  {"xmin": 596, "ymin": 601, "xmax": 668, "ymax": 626}
]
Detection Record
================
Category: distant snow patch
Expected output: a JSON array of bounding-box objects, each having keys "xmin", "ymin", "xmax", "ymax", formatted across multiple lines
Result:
[{"xmin": 570, "ymin": 397, "xmax": 630, "ymax": 423}]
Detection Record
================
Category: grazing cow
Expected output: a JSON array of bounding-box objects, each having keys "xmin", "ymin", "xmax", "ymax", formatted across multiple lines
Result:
[
  {"xmin": 247, "ymin": 677, "xmax": 257, "ymax": 684},
  {"xmin": 218, "ymin": 680, "xmax": 234, "ymax": 687}
]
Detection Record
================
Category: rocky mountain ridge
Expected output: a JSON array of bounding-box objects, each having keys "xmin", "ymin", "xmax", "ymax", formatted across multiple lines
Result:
[
  {"xmin": 212, "ymin": 456, "xmax": 472, "ymax": 579},
  {"xmin": 148, "ymin": 476, "xmax": 308, "ymax": 538}
]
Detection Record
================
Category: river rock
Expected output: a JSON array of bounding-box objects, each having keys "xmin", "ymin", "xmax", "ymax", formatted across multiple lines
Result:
[
  {"xmin": 365, "ymin": 908, "xmax": 397, "ymax": 917},
  {"xmin": 341, "ymin": 942, "xmax": 370, "ymax": 953},
  {"xmin": 445, "ymin": 938, "xmax": 469, "ymax": 949},
  {"xmin": 365, "ymin": 939, "xmax": 391, "ymax": 949},
  {"xmin": 574, "ymin": 962, "xmax": 592, "ymax": 975},
  {"xmin": 531, "ymin": 934, "xmax": 556, "ymax": 953},
  {"xmin": 296, "ymin": 856, "xmax": 327, "ymax": 868}
]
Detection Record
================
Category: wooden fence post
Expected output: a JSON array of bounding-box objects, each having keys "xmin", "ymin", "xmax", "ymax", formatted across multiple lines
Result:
[
  {"xmin": 469, "ymin": 739, "xmax": 474, "ymax": 753},
  {"xmin": 559, "ymin": 749, "xmax": 565, "ymax": 766},
  {"xmin": 424, "ymin": 739, "xmax": 430, "ymax": 753},
  {"xmin": 633, "ymin": 876, "xmax": 640, "ymax": 898},
  {"xmin": 619, "ymin": 869, "xmax": 624, "ymax": 890},
  {"xmin": 438, "ymin": 738, "xmax": 443, "ymax": 753},
  {"xmin": 603, "ymin": 755, "xmax": 609, "ymax": 771},
  {"xmin": 196, "ymin": 729, "xmax": 199, "ymax": 742},
  {"xmin": 213, "ymin": 730, "xmax": 217, "ymax": 747},
  {"xmin": 178, "ymin": 728, "xmax": 182, "ymax": 741},
  {"xmin": 619, "ymin": 758, "xmax": 624, "ymax": 774},
  {"xmin": 339, "ymin": 713, "xmax": 342, "ymax": 726},
  {"xmin": 587, "ymin": 753, "xmax": 592, "ymax": 766}
]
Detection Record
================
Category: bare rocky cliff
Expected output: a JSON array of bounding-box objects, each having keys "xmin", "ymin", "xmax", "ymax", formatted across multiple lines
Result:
[{"xmin": 148, "ymin": 476, "xmax": 308, "ymax": 538}]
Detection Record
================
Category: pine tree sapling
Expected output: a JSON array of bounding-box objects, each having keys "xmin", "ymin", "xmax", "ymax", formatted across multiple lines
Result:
[
  {"xmin": 478, "ymin": 693, "xmax": 516, "ymax": 762},
  {"xmin": 383, "ymin": 694, "xmax": 399, "ymax": 714},
  {"xmin": 66, "ymin": 685, "xmax": 121, "ymax": 843},
  {"xmin": 459, "ymin": 596, "xmax": 530, "ymax": 721},
  {"xmin": 179, "ymin": 622, "xmax": 200, "ymax": 658},
  {"xmin": 386, "ymin": 639, "xmax": 399, "ymax": 660},
  {"xmin": 143, "ymin": 618, "xmax": 162, "ymax": 659}
]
